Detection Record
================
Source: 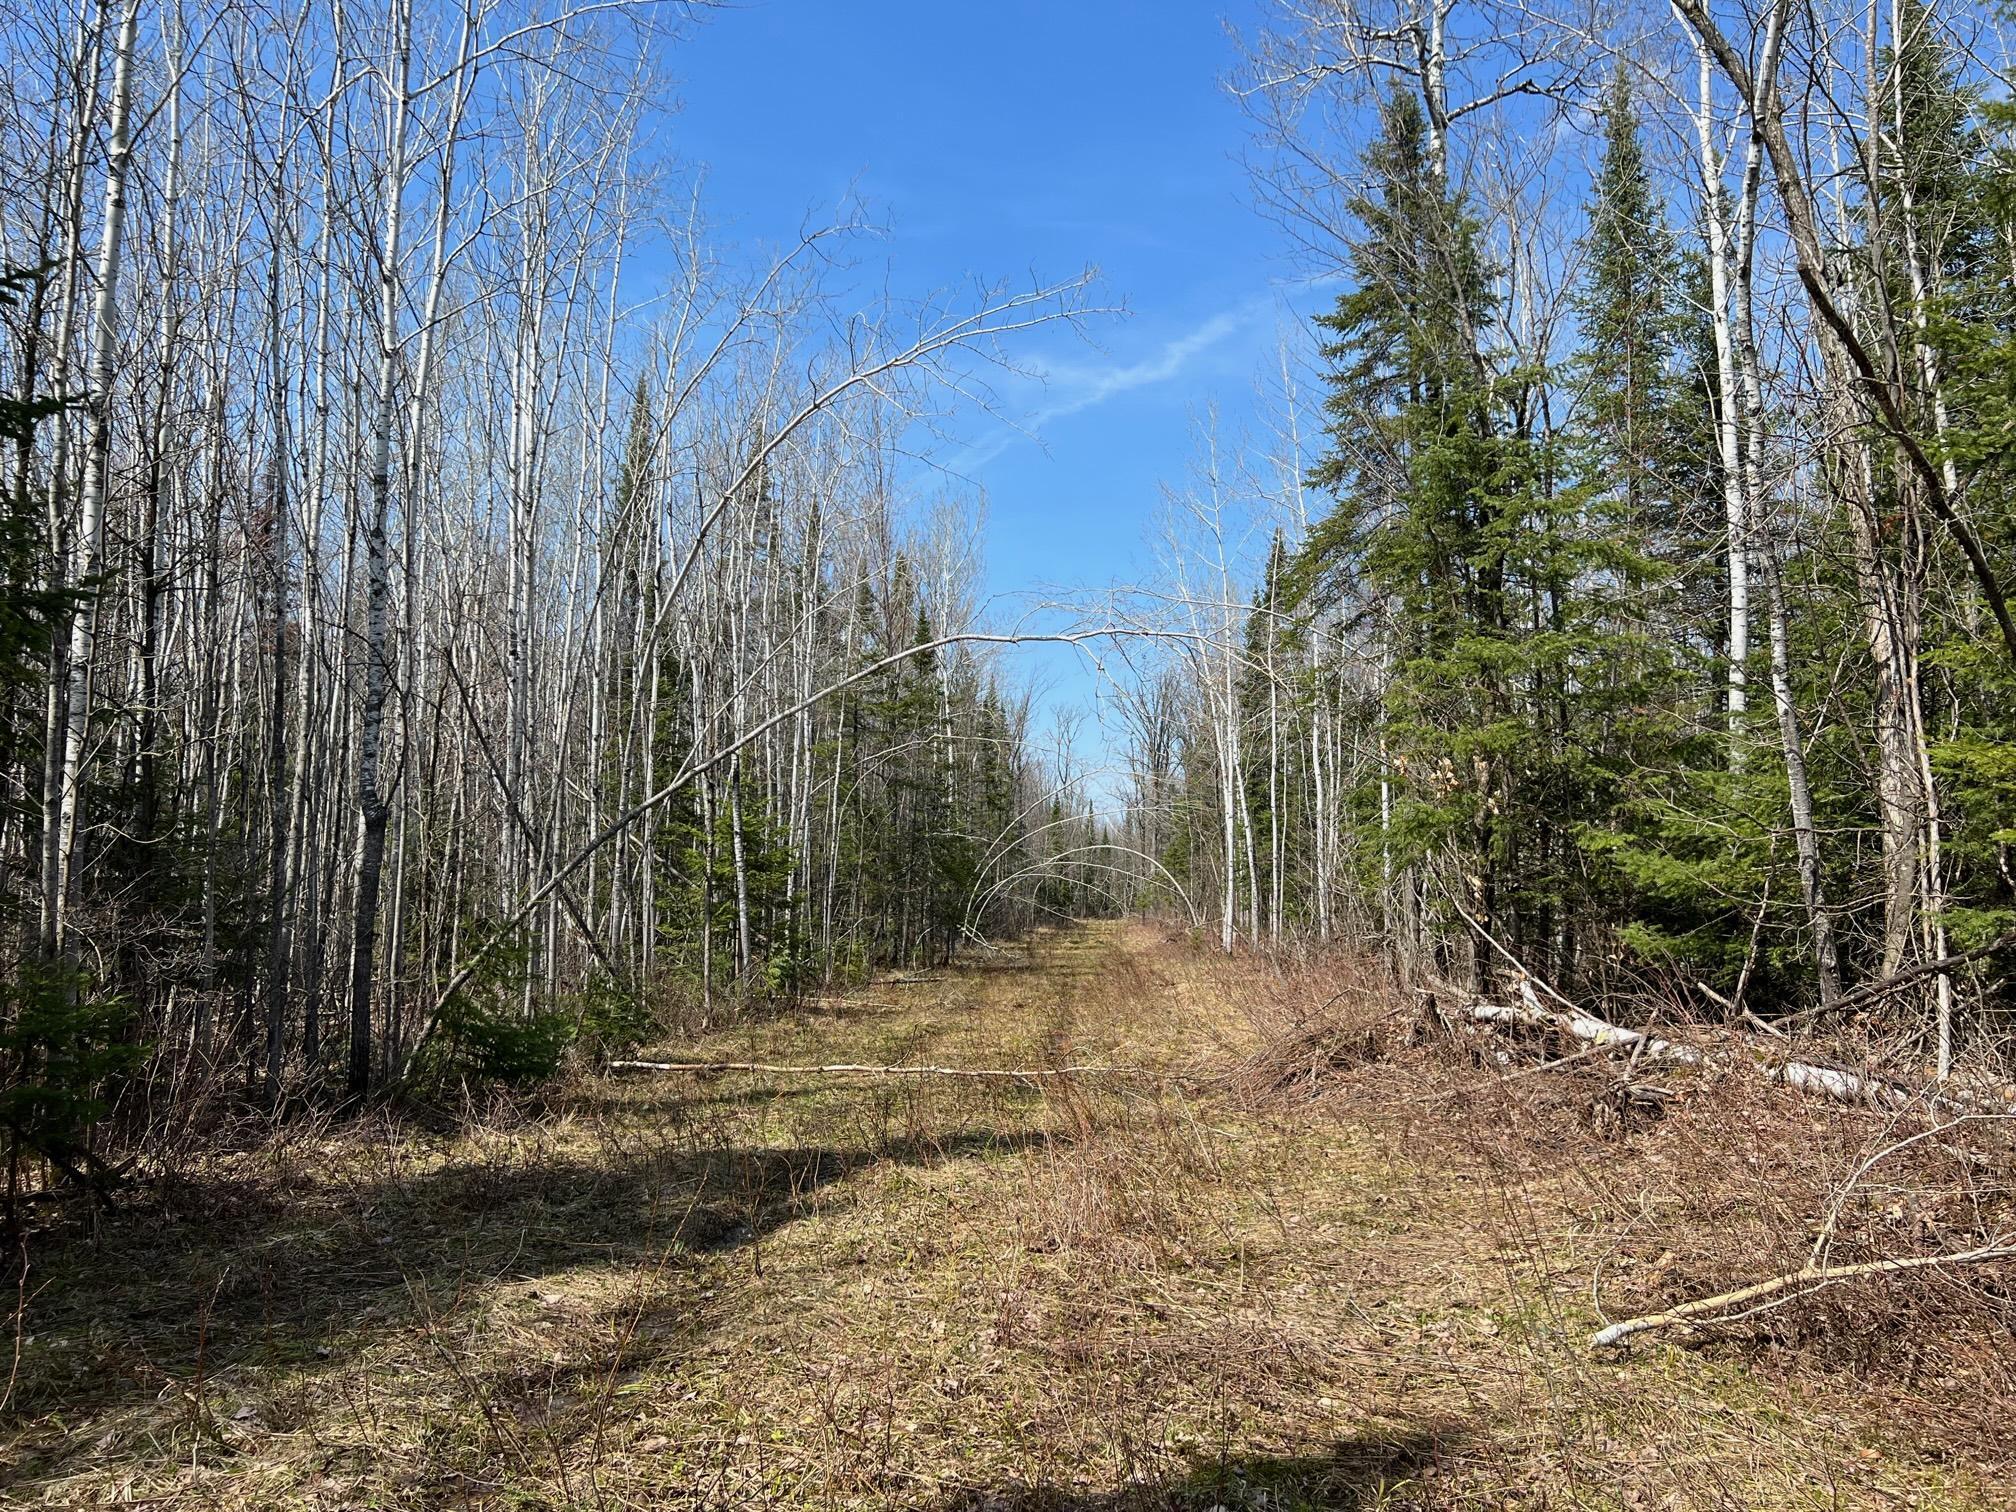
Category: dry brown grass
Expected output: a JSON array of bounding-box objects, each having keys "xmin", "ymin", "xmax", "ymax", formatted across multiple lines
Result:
[
  {"xmin": 1, "ymin": 923, "xmax": 2010, "ymax": 1509},
  {"xmin": 1212, "ymin": 935, "xmax": 2016, "ymax": 1496}
]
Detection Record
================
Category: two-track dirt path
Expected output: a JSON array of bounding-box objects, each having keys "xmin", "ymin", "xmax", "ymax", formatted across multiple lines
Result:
[{"xmin": 4, "ymin": 923, "xmax": 1998, "ymax": 1508}]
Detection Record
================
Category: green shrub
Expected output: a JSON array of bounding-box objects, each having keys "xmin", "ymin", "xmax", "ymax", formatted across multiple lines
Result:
[
  {"xmin": 425, "ymin": 926, "xmax": 572, "ymax": 1085},
  {"xmin": 572, "ymin": 976, "xmax": 656, "ymax": 1054},
  {"xmin": 436, "ymin": 997, "xmax": 575, "ymax": 1084},
  {"xmin": 1, "ymin": 962, "xmax": 139, "ymax": 1205}
]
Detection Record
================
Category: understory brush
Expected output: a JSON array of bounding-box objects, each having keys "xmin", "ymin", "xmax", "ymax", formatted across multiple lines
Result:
[{"xmin": 1214, "ymin": 931, "xmax": 2016, "ymax": 1477}]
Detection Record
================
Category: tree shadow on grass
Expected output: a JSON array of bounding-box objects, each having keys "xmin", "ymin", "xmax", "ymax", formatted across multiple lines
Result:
[
  {"xmin": 4, "ymin": 1119, "xmax": 1054, "ymax": 1485},
  {"xmin": 933, "ymin": 1426, "xmax": 1457, "ymax": 1510}
]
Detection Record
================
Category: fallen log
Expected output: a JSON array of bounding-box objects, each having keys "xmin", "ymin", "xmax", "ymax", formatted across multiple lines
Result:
[
  {"xmin": 1468, "ymin": 984, "xmax": 1703, "ymax": 1066},
  {"xmin": 1589, "ymin": 1240, "xmax": 2016, "ymax": 1350},
  {"xmin": 605, "ymin": 1059, "xmax": 1193, "ymax": 1083},
  {"xmin": 1464, "ymin": 979, "xmax": 1990, "ymax": 1116},
  {"xmin": 1447, "ymin": 894, "xmax": 2002, "ymax": 1115}
]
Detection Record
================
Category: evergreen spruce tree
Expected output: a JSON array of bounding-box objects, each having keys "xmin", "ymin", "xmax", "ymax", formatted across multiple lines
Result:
[
  {"xmin": 1575, "ymin": 71, "xmax": 1683, "ymax": 543},
  {"xmin": 1300, "ymin": 90, "xmax": 1687, "ymax": 987},
  {"xmin": 1299, "ymin": 93, "xmax": 1546, "ymax": 978},
  {"xmin": 1560, "ymin": 76, "xmax": 1738, "ymax": 982}
]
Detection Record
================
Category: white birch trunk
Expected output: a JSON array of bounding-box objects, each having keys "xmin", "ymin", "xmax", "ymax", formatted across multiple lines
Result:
[{"xmin": 51, "ymin": 0, "xmax": 142, "ymax": 955}]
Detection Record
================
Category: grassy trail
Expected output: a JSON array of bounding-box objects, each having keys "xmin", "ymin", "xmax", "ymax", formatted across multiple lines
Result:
[{"xmin": 1, "ymin": 923, "xmax": 1999, "ymax": 1509}]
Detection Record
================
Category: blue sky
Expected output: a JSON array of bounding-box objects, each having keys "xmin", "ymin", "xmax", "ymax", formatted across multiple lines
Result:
[{"xmin": 670, "ymin": 0, "xmax": 1330, "ymax": 769}]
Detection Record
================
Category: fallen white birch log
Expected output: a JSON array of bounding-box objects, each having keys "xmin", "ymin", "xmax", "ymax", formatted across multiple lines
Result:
[
  {"xmin": 1589, "ymin": 1240, "xmax": 2016, "ymax": 1349},
  {"xmin": 605, "ymin": 1059, "xmax": 1188, "ymax": 1082},
  {"xmin": 1467, "ymin": 983, "xmax": 1703, "ymax": 1066},
  {"xmin": 1463, "ymin": 979, "xmax": 1981, "ymax": 1115},
  {"xmin": 1446, "ymin": 898, "xmax": 2003, "ymax": 1115}
]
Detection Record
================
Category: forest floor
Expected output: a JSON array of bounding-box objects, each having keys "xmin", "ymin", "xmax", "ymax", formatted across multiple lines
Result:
[{"xmin": 4, "ymin": 921, "xmax": 2012, "ymax": 1510}]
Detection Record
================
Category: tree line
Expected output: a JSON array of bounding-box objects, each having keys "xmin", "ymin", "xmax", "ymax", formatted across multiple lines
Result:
[
  {"xmin": 16, "ymin": 0, "xmax": 2014, "ymax": 1205},
  {"xmin": 1115, "ymin": 0, "xmax": 2016, "ymax": 1079},
  {"xmin": 0, "ymin": 0, "xmax": 1115, "ymax": 1197}
]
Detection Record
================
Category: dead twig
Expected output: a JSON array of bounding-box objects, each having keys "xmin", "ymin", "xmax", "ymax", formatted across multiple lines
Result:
[
  {"xmin": 1772, "ymin": 933, "xmax": 2016, "ymax": 1026},
  {"xmin": 1427, "ymin": 1040, "xmax": 1617, "ymax": 1102},
  {"xmin": 1590, "ymin": 1238, "xmax": 2016, "ymax": 1350}
]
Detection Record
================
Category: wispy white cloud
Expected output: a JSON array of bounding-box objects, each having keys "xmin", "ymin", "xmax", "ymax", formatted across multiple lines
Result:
[
  {"xmin": 1028, "ymin": 307, "xmax": 1249, "ymax": 424},
  {"xmin": 946, "ymin": 295, "xmax": 1278, "ymax": 475}
]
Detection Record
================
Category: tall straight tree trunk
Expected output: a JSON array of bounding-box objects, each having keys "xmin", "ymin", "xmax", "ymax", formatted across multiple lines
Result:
[
  {"xmin": 1839, "ymin": 442, "xmax": 1923, "ymax": 976},
  {"xmin": 1691, "ymin": 37, "xmax": 1749, "ymax": 766},
  {"xmin": 36, "ymin": 3, "xmax": 107, "ymax": 954},
  {"xmin": 1906, "ymin": 656, "xmax": 1953, "ymax": 1073},
  {"xmin": 1884, "ymin": 0, "xmax": 1957, "ymax": 1066},
  {"xmin": 264, "ymin": 239, "xmax": 294, "ymax": 1106},
  {"xmin": 1217, "ymin": 666, "xmax": 1238, "ymax": 954},
  {"xmin": 348, "ymin": 2, "xmax": 414, "ymax": 1096},
  {"xmin": 132, "ymin": 57, "xmax": 181, "ymax": 895},
  {"xmin": 729, "ymin": 751, "xmax": 752, "ymax": 975},
  {"xmin": 50, "ymin": 0, "xmax": 141, "ymax": 956},
  {"xmin": 1266, "ymin": 637, "xmax": 1282, "ymax": 939},
  {"xmin": 1308, "ymin": 631, "xmax": 1332, "ymax": 941},
  {"xmin": 1762, "ymin": 552, "xmax": 1842, "ymax": 1005}
]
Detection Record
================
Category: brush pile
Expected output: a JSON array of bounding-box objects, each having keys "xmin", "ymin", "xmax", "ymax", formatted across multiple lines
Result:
[{"xmin": 1222, "ymin": 950, "xmax": 1402, "ymax": 1100}]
